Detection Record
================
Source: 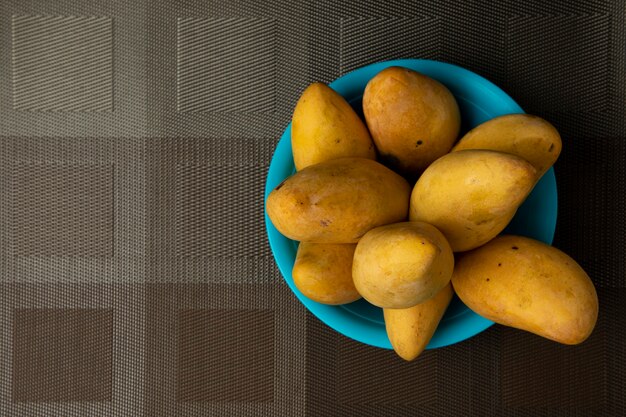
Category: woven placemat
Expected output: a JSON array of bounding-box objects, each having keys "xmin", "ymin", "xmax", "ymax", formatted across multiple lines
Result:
[{"xmin": 0, "ymin": 0, "xmax": 623, "ymax": 415}]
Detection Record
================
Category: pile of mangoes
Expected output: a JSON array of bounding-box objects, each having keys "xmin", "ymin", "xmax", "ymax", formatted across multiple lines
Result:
[{"xmin": 266, "ymin": 67, "xmax": 598, "ymax": 361}]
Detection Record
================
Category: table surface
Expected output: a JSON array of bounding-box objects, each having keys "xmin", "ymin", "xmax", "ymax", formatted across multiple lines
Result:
[{"xmin": 0, "ymin": 0, "xmax": 624, "ymax": 416}]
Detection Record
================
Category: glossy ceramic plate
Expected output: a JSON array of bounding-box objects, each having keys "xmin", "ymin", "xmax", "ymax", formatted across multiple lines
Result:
[{"xmin": 265, "ymin": 59, "xmax": 557, "ymax": 349}]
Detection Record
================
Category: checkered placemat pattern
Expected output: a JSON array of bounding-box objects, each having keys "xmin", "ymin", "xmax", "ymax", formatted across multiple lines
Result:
[{"xmin": 0, "ymin": 0, "xmax": 624, "ymax": 415}]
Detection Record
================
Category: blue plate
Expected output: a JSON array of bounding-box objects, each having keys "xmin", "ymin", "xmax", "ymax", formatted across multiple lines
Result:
[{"xmin": 264, "ymin": 59, "xmax": 558, "ymax": 349}]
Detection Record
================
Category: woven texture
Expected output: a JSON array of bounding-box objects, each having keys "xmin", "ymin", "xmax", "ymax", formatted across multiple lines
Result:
[{"xmin": 0, "ymin": 0, "xmax": 624, "ymax": 415}]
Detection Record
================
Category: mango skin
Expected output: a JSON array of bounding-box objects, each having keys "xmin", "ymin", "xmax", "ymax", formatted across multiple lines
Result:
[
  {"xmin": 452, "ymin": 235, "xmax": 598, "ymax": 345},
  {"xmin": 293, "ymin": 242, "xmax": 361, "ymax": 305},
  {"xmin": 409, "ymin": 150, "xmax": 537, "ymax": 252},
  {"xmin": 363, "ymin": 66, "xmax": 461, "ymax": 178},
  {"xmin": 266, "ymin": 157, "xmax": 411, "ymax": 243},
  {"xmin": 384, "ymin": 283, "xmax": 453, "ymax": 361},
  {"xmin": 352, "ymin": 221, "xmax": 454, "ymax": 309},
  {"xmin": 292, "ymin": 83, "xmax": 376, "ymax": 171},
  {"xmin": 452, "ymin": 114, "xmax": 562, "ymax": 178}
]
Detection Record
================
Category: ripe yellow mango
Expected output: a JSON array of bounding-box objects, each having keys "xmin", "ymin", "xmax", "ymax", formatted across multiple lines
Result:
[
  {"xmin": 410, "ymin": 150, "xmax": 536, "ymax": 252},
  {"xmin": 363, "ymin": 66, "xmax": 460, "ymax": 178},
  {"xmin": 452, "ymin": 114, "xmax": 562, "ymax": 178},
  {"xmin": 352, "ymin": 222, "xmax": 453, "ymax": 308},
  {"xmin": 452, "ymin": 235, "xmax": 598, "ymax": 345},
  {"xmin": 293, "ymin": 242, "xmax": 360, "ymax": 305},
  {"xmin": 384, "ymin": 283, "xmax": 453, "ymax": 361},
  {"xmin": 267, "ymin": 158, "xmax": 410, "ymax": 243},
  {"xmin": 292, "ymin": 83, "xmax": 375, "ymax": 170}
]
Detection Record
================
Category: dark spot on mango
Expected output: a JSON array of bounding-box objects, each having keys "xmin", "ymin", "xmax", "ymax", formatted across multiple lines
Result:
[
  {"xmin": 416, "ymin": 140, "xmax": 423, "ymax": 147},
  {"xmin": 320, "ymin": 219, "xmax": 331, "ymax": 227},
  {"xmin": 486, "ymin": 278, "xmax": 490, "ymax": 282},
  {"xmin": 498, "ymin": 263, "xmax": 502, "ymax": 267},
  {"xmin": 335, "ymin": 139, "xmax": 341, "ymax": 144},
  {"xmin": 469, "ymin": 212, "xmax": 492, "ymax": 226},
  {"xmin": 512, "ymin": 246, "xmax": 519, "ymax": 250},
  {"xmin": 549, "ymin": 143, "xmax": 555, "ymax": 152}
]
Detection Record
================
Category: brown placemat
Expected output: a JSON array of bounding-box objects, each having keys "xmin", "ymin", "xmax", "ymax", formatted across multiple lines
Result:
[{"xmin": 0, "ymin": 0, "xmax": 624, "ymax": 415}]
